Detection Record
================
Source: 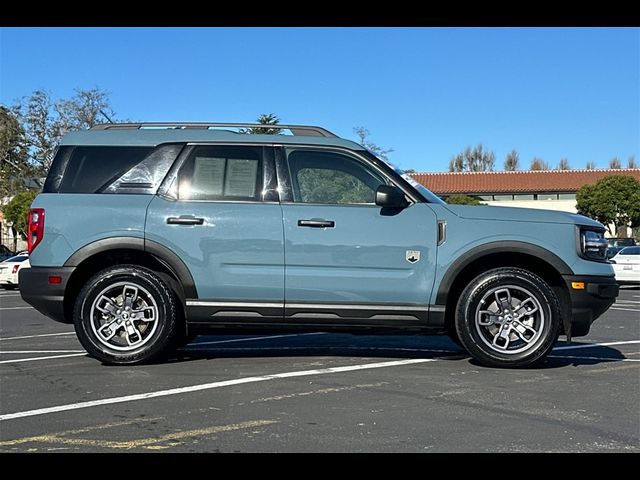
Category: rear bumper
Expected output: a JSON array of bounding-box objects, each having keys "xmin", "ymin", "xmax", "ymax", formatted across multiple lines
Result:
[
  {"xmin": 19, "ymin": 267, "xmax": 75, "ymax": 324},
  {"xmin": 0, "ymin": 274, "xmax": 18, "ymax": 285},
  {"xmin": 563, "ymin": 274, "xmax": 618, "ymax": 337}
]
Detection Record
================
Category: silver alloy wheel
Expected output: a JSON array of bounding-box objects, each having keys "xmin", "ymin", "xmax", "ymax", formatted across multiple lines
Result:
[
  {"xmin": 89, "ymin": 281, "xmax": 160, "ymax": 351},
  {"xmin": 474, "ymin": 285, "xmax": 545, "ymax": 354}
]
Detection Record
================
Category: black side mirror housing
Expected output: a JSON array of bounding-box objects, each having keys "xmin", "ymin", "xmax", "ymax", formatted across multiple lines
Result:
[{"xmin": 375, "ymin": 185, "xmax": 409, "ymax": 209}]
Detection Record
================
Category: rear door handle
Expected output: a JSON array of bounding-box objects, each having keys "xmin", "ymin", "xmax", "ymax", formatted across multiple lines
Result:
[
  {"xmin": 166, "ymin": 216, "xmax": 205, "ymax": 225},
  {"xmin": 298, "ymin": 219, "xmax": 335, "ymax": 228}
]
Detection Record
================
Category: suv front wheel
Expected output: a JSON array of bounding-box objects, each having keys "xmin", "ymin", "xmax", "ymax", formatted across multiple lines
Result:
[
  {"xmin": 455, "ymin": 267, "xmax": 561, "ymax": 368},
  {"xmin": 74, "ymin": 265, "xmax": 179, "ymax": 365}
]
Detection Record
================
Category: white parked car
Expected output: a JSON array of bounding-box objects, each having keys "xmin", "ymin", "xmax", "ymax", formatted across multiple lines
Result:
[
  {"xmin": 0, "ymin": 254, "xmax": 30, "ymax": 289},
  {"xmin": 610, "ymin": 246, "xmax": 640, "ymax": 284}
]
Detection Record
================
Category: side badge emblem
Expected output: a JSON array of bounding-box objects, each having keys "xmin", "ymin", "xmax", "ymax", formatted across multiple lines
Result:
[{"xmin": 406, "ymin": 250, "xmax": 421, "ymax": 264}]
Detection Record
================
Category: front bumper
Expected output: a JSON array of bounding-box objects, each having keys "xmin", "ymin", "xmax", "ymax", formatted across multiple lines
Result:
[
  {"xmin": 19, "ymin": 267, "xmax": 76, "ymax": 324},
  {"xmin": 562, "ymin": 274, "xmax": 618, "ymax": 337}
]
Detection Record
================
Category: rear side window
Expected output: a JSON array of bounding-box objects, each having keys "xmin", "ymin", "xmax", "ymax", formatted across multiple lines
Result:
[
  {"xmin": 57, "ymin": 147, "xmax": 153, "ymax": 193},
  {"xmin": 177, "ymin": 146, "xmax": 263, "ymax": 201}
]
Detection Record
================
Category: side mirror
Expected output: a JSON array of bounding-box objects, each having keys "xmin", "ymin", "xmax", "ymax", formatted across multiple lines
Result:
[{"xmin": 375, "ymin": 185, "xmax": 409, "ymax": 209}]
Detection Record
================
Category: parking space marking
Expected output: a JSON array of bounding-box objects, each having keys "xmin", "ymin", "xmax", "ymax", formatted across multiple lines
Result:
[
  {"xmin": 189, "ymin": 332, "xmax": 326, "ymax": 347},
  {"xmin": 0, "ymin": 350, "xmax": 85, "ymax": 354},
  {"xmin": 0, "ymin": 306, "xmax": 33, "ymax": 311},
  {"xmin": 0, "ymin": 332, "xmax": 75, "ymax": 341},
  {"xmin": 0, "ymin": 294, "xmax": 21, "ymax": 297},
  {"xmin": 0, "ymin": 353, "xmax": 86, "ymax": 365},
  {"xmin": 615, "ymin": 300, "xmax": 640, "ymax": 304},
  {"xmin": 553, "ymin": 340, "xmax": 640, "ymax": 351},
  {"xmin": 0, "ymin": 419, "xmax": 276, "ymax": 450},
  {"xmin": 610, "ymin": 307, "xmax": 640, "ymax": 312},
  {"xmin": 0, "ymin": 357, "xmax": 446, "ymax": 421}
]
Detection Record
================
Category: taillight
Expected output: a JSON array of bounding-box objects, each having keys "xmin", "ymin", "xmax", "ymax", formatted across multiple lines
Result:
[
  {"xmin": 12, "ymin": 265, "xmax": 19, "ymax": 274},
  {"xmin": 27, "ymin": 208, "xmax": 45, "ymax": 255}
]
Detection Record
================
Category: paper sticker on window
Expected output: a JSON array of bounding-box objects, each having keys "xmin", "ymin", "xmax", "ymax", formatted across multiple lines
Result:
[
  {"xmin": 224, "ymin": 159, "xmax": 258, "ymax": 197},
  {"xmin": 192, "ymin": 157, "xmax": 226, "ymax": 197}
]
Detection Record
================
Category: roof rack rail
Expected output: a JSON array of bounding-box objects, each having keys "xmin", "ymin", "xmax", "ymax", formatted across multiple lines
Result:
[{"xmin": 90, "ymin": 122, "xmax": 337, "ymax": 138}]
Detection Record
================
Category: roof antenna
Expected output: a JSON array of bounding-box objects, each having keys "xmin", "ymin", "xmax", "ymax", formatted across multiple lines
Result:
[{"xmin": 99, "ymin": 109, "xmax": 114, "ymax": 124}]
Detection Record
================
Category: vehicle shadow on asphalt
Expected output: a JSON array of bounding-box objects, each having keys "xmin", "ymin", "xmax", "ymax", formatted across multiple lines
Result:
[{"xmin": 165, "ymin": 334, "xmax": 631, "ymax": 369}]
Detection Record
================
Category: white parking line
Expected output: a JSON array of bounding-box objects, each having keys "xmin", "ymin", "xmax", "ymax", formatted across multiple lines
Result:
[
  {"xmin": 553, "ymin": 340, "xmax": 640, "ymax": 351},
  {"xmin": 0, "ymin": 307, "xmax": 33, "ymax": 311},
  {"xmin": 0, "ymin": 350, "xmax": 85, "ymax": 354},
  {"xmin": 0, "ymin": 353, "xmax": 86, "ymax": 365},
  {"xmin": 615, "ymin": 300, "xmax": 640, "ymax": 304},
  {"xmin": 0, "ymin": 357, "xmax": 446, "ymax": 421},
  {"xmin": 610, "ymin": 307, "xmax": 640, "ymax": 312},
  {"xmin": 0, "ymin": 332, "xmax": 75, "ymax": 341},
  {"xmin": 0, "ymin": 294, "xmax": 21, "ymax": 297},
  {"xmin": 189, "ymin": 332, "xmax": 326, "ymax": 347}
]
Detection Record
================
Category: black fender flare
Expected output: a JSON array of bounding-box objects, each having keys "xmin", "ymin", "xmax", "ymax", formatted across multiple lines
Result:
[
  {"xmin": 435, "ymin": 240, "xmax": 573, "ymax": 305},
  {"xmin": 64, "ymin": 236, "xmax": 197, "ymax": 298}
]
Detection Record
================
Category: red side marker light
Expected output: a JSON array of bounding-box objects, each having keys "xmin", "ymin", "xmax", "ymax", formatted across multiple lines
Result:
[{"xmin": 48, "ymin": 276, "xmax": 62, "ymax": 284}]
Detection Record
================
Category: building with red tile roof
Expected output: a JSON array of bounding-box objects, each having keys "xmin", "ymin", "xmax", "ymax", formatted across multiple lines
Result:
[
  {"xmin": 410, "ymin": 169, "xmax": 640, "ymax": 196},
  {"xmin": 409, "ymin": 169, "xmax": 640, "ymax": 237}
]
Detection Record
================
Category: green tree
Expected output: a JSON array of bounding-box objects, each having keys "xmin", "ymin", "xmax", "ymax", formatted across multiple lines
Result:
[
  {"xmin": 446, "ymin": 194, "xmax": 482, "ymax": 205},
  {"xmin": 504, "ymin": 150, "xmax": 519, "ymax": 171},
  {"xmin": 0, "ymin": 106, "xmax": 30, "ymax": 198},
  {"xmin": 585, "ymin": 161, "xmax": 596, "ymax": 170},
  {"xmin": 2, "ymin": 190, "xmax": 37, "ymax": 251},
  {"xmin": 576, "ymin": 175, "xmax": 640, "ymax": 234},
  {"xmin": 243, "ymin": 113, "xmax": 282, "ymax": 135},
  {"xmin": 353, "ymin": 127, "xmax": 393, "ymax": 161},
  {"xmin": 449, "ymin": 144, "xmax": 495, "ymax": 172},
  {"xmin": 557, "ymin": 158, "xmax": 571, "ymax": 170},
  {"xmin": 609, "ymin": 157, "xmax": 622, "ymax": 169},
  {"xmin": 530, "ymin": 158, "xmax": 549, "ymax": 170}
]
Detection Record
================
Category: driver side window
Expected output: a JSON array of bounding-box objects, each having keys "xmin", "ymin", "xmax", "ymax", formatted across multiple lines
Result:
[{"xmin": 286, "ymin": 149, "xmax": 386, "ymax": 204}]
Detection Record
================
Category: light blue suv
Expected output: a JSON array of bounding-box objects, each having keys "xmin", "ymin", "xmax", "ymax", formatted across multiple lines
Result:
[{"xmin": 20, "ymin": 122, "xmax": 618, "ymax": 367}]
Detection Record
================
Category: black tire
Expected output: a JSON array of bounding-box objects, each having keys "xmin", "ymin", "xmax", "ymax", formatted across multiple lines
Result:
[
  {"xmin": 455, "ymin": 267, "xmax": 560, "ymax": 368},
  {"xmin": 2, "ymin": 285, "xmax": 16, "ymax": 290},
  {"xmin": 74, "ymin": 265, "xmax": 180, "ymax": 365}
]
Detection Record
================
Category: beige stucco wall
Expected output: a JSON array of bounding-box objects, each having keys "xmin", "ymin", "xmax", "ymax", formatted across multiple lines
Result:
[{"xmin": 486, "ymin": 199, "xmax": 578, "ymax": 213}]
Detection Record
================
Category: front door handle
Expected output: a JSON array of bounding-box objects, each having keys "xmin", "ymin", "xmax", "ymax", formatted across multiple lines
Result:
[
  {"xmin": 298, "ymin": 219, "xmax": 335, "ymax": 228},
  {"xmin": 166, "ymin": 216, "xmax": 205, "ymax": 225}
]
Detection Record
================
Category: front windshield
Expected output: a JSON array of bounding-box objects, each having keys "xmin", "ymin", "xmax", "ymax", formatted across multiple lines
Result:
[{"xmin": 369, "ymin": 151, "xmax": 446, "ymax": 205}]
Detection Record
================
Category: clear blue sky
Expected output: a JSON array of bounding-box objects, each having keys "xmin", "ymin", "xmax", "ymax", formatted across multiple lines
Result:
[{"xmin": 1, "ymin": 27, "xmax": 638, "ymax": 172}]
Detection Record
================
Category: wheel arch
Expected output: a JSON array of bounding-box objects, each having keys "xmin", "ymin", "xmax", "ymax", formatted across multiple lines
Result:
[
  {"xmin": 438, "ymin": 241, "xmax": 573, "ymax": 337},
  {"xmin": 63, "ymin": 237, "xmax": 197, "ymax": 323}
]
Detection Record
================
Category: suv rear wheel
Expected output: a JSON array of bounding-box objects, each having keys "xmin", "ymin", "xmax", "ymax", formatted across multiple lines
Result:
[
  {"xmin": 455, "ymin": 267, "xmax": 561, "ymax": 368},
  {"xmin": 74, "ymin": 265, "xmax": 179, "ymax": 365}
]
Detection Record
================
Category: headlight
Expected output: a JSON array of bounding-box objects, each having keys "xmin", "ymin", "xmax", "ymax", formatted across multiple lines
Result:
[{"xmin": 579, "ymin": 228, "xmax": 608, "ymax": 262}]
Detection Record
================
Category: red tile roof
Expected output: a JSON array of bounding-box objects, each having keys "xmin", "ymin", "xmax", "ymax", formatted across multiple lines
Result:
[{"xmin": 410, "ymin": 169, "xmax": 640, "ymax": 195}]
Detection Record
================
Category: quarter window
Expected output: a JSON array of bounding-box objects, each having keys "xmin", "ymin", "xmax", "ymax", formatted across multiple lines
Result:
[
  {"xmin": 177, "ymin": 146, "xmax": 263, "ymax": 201},
  {"xmin": 287, "ymin": 149, "xmax": 386, "ymax": 205},
  {"xmin": 58, "ymin": 146, "xmax": 153, "ymax": 193}
]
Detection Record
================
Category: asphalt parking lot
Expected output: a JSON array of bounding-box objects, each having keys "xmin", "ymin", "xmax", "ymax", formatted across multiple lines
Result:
[{"xmin": 0, "ymin": 287, "xmax": 638, "ymax": 452}]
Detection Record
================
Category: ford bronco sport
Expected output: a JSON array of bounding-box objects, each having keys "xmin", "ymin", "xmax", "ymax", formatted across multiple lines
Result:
[{"xmin": 20, "ymin": 122, "xmax": 619, "ymax": 367}]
